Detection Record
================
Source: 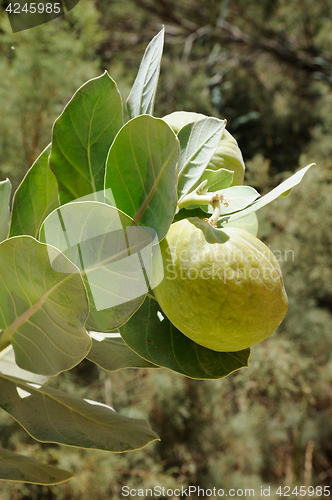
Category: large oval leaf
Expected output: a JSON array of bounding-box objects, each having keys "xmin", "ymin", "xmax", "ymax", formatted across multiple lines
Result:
[
  {"xmin": 0, "ymin": 178, "xmax": 12, "ymax": 242},
  {"xmin": 10, "ymin": 144, "xmax": 59, "ymax": 239},
  {"xmin": 0, "ymin": 448, "xmax": 72, "ymax": 484},
  {"xmin": 105, "ymin": 115, "xmax": 180, "ymax": 241},
  {"xmin": 0, "ymin": 374, "xmax": 159, "ymax": 452},
  {"xmin": 0, "ymin": 236, "xmax": 90, "ymax": 375},
  {"xmin": 49, "ymin": 72, "xmax": 123, "ymax": 204},
  {"xmin": 119, "ymin": 296, "xmax": 250, "ymax": 380},
  {"xmin": 127, "ymin": 27, "xmax": 164, "ymax": 119},
  {"xmin": 40, "ymin": 201, "xmax": 158, "ymax": 332}
]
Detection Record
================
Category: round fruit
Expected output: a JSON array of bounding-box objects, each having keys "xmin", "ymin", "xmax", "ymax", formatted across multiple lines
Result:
[
  {"xmin": 153, "ymin": 218, "xmax": 288, "ymax": 352},
  {"xmin": 162, "ymin": 111, "xmax": 245, "ymax": 185}
]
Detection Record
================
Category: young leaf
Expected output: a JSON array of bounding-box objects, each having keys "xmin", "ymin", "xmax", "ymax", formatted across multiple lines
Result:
[
  {"xmin": 0, "ymin": 178, "xmax": 12, "ymax": 242},
  {"xmin": 127, "ymin": 27, "xmax": 165, "ymax": 119},
  {"xmin": 0, "ymin": 448, "xmax": 73, "ymax": 484},
  {"xmin": 0, "ymin": 374, "xmax": 159, "ymax": 452},
  {"xmin": 87, "ymin": 333, "xmax": 158, "ymax": 371},
  {"xmin": 221, "ymin": 212, "xmax": 259, "ymax": 237},
  {"xmin": 10, "ymin": 144, "xmax": 59, "ymax": 238},
  {"xmin": 177, "ymin": 118, "xmax": 226, "ymax": 200},
  {"xmin": 105, "ymin": 115, "xmax": 180, "ymax": 241},
  {"xmin": 218, "ymin": 163, "xmax": 314, "ymax": 225},
  {"xmin": 0, "ymin": 236, "xmax": 90, "ymax": 375},
  {"xmin": 192, "ymin": 167, "xmax": 234, "ymax": 192},
  {"xmin": 49, "ymin": 72, "xmax": 123, "ymax": 204},
  {"xmin": 40, "ymin": 201, "xmax": 156, "ymax": 332},
  {"xmin": 119, "ymin": 296, "xmax": 250, "ymax": 380},
  {"xmin": 197, "ymin": 185, "xmax": 259, "ymax": 215}
]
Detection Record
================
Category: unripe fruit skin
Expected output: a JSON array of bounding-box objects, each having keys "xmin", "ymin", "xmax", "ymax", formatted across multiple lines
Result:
[{"xmin": 153, "ymin": 218, "xmax": 288, "ymax": 352}]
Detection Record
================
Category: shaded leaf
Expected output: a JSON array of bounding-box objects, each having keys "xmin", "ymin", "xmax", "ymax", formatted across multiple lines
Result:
[
  {"xmin": 0, "ymin": 178, "xmax": 12, "ymax": 242},
  {"xmin": 40, "ymin": 201, "xmax": 157, "ymax": 332},
  {"xmin": 0, "ymin": 448, "xmax": 72, "ymax": 484},
  {"xmin": 0, "ymin": 236, "xmax": 90, "ymax": 375},
  {"xmin": 218, "ymin": 164, "xmax": 314, "ymax": 224},
  {"xmin": 127, "ymin": 27, "xmax": 164, "ymax": 119},
  {"xmin": 177, "ymin": 118, "xmax": 226, "ymax": 200},
  {"xmin": 0, "ymin": 345, "xmax": 51, "ymax": 385},
  {"xmin": 0, "ymin": 374, "xmax": 159, "ymax": 452},
  {"xmin": 87, "ymin": 332, "xmax": 158, "ymax": 371},
  {"xmin": 49, "ymin": 72, "xmax": 123, "ymax": 204},
  {"xmin": 119, "ymin": 296, "xmax": 250, "ymax": 380},
  {"xmin": 105, "ymin": 115, "xmax": 179, "ymax": 241},
  {"xmin": 10, "ymin": 144, "xmax": 59, "ymax": 239}
]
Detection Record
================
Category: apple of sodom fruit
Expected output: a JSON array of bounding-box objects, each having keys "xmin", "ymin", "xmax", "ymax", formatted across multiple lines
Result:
[{"xmin": 153, "ymin": 218, "xmax": 288, "ymax": 352}]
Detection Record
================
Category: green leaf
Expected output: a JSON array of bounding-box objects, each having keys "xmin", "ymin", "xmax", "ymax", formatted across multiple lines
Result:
[
  {"xmin": 177, "ymin": 118, "xmax": 226, "ymax": 200},
  {"xmin": 0, "ymin": 178, "xmax": 12, "ymax": 242},
  {"xmin": 218, "ymin": 163, "xmax": 314, "ymax": 225},
  {"xmin": 0, "ymin": 448, "xmax": 73, "ymax": 485},
  {"xmin": 195, "ymin": 185, "xmax": 260, "ymax": 215},
  {"xmin": 221, "ymin": 212, "xmax": 259, "ymax": 237},
  {"xmin": 192, "ymin": 167, "xmax": 234, "ymax": 192},
  {"xmin": 218, "ymin": 186, "xmax": 260, "ymax": 214},
  {"xmin": 127, "ymin": 27, "xmax": 164, "ymax": 119},
  {"xmin": 105, "ymin": 115, "xmax": 180, "ymax": 241},
  {"xmin": 49, "ymin": 72, "xmax": 123, "ymax": 205},
  {"xmin": 0, "ymin": 345, "xmax": 51, "ymax": 385},
  {"xmin": 0, "ymin": 374, "xmax": 159, "ymax": 452},
  {"xmin": 119, "ymin": 296, "xmax": 250, "ymax": 380},
  {"xmin": 9, "ymin": 144, "xmax": 59, "ymax": 239},
  {"xmin": 0, "ymin": 236, "xmax": 90, "ymax": 375},
  {"xmin": 87, "ymin": 332, "xmax": 158, "ymax": 371},
  {"xmin": 40, "ymin": 201, "xmax": 156, "ymax": 332},
  {"xmin": 173, "ymin": 206, "xmax": 209, "ymax": 223}
]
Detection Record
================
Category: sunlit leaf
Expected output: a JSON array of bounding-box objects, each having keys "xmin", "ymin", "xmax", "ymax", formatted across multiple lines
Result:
[
  {"xmin": 127, "ymin": 27, "xmax": 164, "ymax": 119},
  {"xmin": 0, "ymin": 178, "xmax": 12, "ymax": 242},
  {"xmin": 177, "ymin": 118, "xmax": 226, "ymax": 200},
  {"xmin": 10, "ymin": 144, "xmax": 59, "ymax": 239},
  {"xmin": 221, "ymin": 212, "xmax": 259, "ymax": 237},
  {"xmin": 49, "ymin": 72, "xmax": 123, "ymax": 204},
  {"xmin": 218, "ymin": 164, "xmax": 314, "ymax": 224},
  {"xmin": 105, "ymin": 115, "xmax": 179, "ymax": 241}
]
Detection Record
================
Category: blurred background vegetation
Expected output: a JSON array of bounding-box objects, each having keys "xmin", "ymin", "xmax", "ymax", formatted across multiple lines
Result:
[{"xmin": 0, "ymin": 0, "xmax": 331, "ymax": 498}]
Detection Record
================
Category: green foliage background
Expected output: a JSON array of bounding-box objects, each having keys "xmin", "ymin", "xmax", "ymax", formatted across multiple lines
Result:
[{"xmin": 0, "ymin": 0, "xmax": 331, "ymax": 497}]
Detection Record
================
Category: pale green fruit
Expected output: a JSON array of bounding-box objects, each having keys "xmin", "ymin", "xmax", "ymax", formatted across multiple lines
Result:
[
  {"xmin": 153, "ymin": 218, "xmax": 288, "ymax": 352},
  {"xmin": 162, "ymin": 111, "xmax": 245, "ymax": 185}
]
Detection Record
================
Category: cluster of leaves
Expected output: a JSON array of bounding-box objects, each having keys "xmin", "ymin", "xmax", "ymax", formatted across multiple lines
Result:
[{"xmin": 0, "ymin": 27, "xmax": 312, "ymax": 486}]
